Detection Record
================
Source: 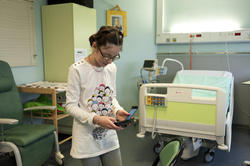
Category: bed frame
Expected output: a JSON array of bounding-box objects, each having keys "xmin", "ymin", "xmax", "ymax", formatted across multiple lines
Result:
[{"xmin": 137, "ymin": 70, "xmax": 234, "ymax": 152}]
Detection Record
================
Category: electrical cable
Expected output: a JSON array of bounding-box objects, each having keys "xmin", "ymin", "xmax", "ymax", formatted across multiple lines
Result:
[
  {"xmin": 140, "ymin": 68, "xmax": 144, "ymax": 80},
  {"xmin": 189, "ymin": 34, "xmax": 193, "ymax": 70},
  {"xmin": 151, "ymin": 106, "xmax": 158, "ymax": 139},
  {"xmin": 225, "ymin": 42, "xmax": 231, "ymax": 72}
]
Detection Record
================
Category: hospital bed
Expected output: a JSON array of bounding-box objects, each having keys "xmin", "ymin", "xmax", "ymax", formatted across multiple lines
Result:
[{"xmin": 137, "ymin": 70, "xmax": 234, "ymax": 162}]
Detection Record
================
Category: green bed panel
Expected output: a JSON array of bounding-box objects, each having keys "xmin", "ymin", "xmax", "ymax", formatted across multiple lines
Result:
[{"xmin": 146, "ymin": 101, "xmax": 216, "ymax": 125}]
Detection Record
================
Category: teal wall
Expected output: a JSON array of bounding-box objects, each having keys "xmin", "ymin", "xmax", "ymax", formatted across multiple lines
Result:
[{"xmin": 94, "ymin": 0, "xmax": 157, "ymax": 110}]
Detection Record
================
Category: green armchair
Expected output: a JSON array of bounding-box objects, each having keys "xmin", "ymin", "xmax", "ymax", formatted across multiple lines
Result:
[{"xmin": 0, "ymin": 60, "xmax": 63, "ymax": 166}]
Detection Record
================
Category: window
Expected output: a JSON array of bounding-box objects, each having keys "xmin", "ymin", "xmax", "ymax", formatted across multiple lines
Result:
[{"xmin": 0, "ymin": 0, "xmax": 36, "ymax": 66}]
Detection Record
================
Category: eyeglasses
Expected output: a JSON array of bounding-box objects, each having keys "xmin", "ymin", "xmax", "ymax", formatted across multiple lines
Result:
[{"xmin": 98, "ymin": 47, "xmax": 120, "ymax": 61}]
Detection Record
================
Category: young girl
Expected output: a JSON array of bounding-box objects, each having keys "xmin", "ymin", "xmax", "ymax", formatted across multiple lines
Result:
[{"xmin": 66, "ymin": 26, "xmax": 129, "ymax": 166}]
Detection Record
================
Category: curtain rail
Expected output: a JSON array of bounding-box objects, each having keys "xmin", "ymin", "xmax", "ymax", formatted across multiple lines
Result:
[{"xmin": 157, "ymin": 52, "xmax": 250, "ymax": 55}]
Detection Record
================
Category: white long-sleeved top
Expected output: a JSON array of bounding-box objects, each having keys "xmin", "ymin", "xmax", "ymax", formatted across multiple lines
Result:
[{"xmin": 66, "ymin": 59, "xmax": 123, "ymax": 159}]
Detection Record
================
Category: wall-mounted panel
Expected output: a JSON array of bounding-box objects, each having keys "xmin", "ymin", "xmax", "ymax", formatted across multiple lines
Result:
[{"xmin": 156, "ymin": 0, "xmax": 250, "ymax": 44}]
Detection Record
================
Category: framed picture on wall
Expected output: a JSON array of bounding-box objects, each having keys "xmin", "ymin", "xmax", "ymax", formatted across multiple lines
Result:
[{"xmin": 107, "ymin": 6, "xmax": 127, "ymax": 36}]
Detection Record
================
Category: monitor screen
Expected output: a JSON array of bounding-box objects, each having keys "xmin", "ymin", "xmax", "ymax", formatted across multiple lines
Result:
[{"xmin": 143, "ymin": 60, "xmax": 155, "ymax": 68}]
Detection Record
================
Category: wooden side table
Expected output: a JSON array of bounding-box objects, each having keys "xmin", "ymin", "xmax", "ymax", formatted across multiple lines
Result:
[{"xmin": 18, "ymin": 81, "xmax": 72, "ymax": 145}]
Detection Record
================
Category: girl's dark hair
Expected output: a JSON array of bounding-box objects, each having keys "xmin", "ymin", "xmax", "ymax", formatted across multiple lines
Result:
[{"xmin": 89, "ymin": 26, "xmax": 124, "ymax": 47}]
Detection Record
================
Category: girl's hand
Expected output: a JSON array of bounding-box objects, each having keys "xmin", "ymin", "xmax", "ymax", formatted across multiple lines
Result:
[
  {"xmin": 116, "ymin": 110, "xmax": 130, "ymax": 122},
  {"xmin": 93, "ymin": 115, "xmax": 123, "ymax": 130}
]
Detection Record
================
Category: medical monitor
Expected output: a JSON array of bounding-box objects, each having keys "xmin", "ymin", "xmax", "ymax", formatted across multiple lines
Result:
[{"xmin": 143, "ymin": 60, "xmax": 157, "ymax": 71}]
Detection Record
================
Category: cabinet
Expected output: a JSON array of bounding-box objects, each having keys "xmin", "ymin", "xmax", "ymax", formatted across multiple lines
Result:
[
  {"xmin": 42, "ymin": 3, "xmax": 96, "ymax": 82},
  {"xmin": 41, "ymin": 3, "xmax": 96, "ymax": 134}
]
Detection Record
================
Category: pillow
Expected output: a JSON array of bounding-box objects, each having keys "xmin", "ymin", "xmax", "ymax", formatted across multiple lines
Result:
[{"xmin": 0, "ymin": 77, "xmax": 12, "ymax": 92}]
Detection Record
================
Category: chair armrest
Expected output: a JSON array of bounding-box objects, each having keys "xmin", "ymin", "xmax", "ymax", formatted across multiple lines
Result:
[
  {"xmin": 24, "ymin": 106, "xmax": 57, "ymax": 111},
  {"xmin": 0, "ymin": 118, "xmax": 19, "ymax": 125}
]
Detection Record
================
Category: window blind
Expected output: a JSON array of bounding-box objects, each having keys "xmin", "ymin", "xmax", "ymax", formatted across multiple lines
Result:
[{"xmin": 0, "ymin": 0, "xmax": 36, "ymax": 66}]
